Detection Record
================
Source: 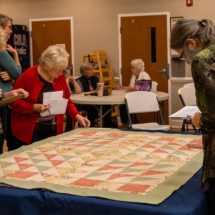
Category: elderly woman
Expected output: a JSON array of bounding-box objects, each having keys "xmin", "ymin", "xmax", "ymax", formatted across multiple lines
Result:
[
  {"xmin": 115, "ymin": 59, "xmax": 151, "ymax": 124},
  {"xmin": 11, "ymin": 45, "xmax": 90, "ymax": 148},
  {"xmin": 115, "ymin": 59, "xmax": 151, "ymax": 92},
  {"xmin": 75, "ymin": 63, "xmax": 111, "ymax": 127},
  {"xmin": 170, "ymin": 19, "xmax": 215, "ymax": 210}
]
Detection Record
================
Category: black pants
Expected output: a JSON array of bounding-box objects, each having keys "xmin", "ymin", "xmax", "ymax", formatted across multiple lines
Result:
[
  {"xmin": 0, "ymin": 106, "xmax": 7, "ymax": 154},
  {"xmin": 76, "ymin": 104, "xmax": 111, "ymax": 127},
  {"xmin": 119, "ymin": 104, "xmax": 138, "ymax": 124},
  {"xmin": 15, "ymin": 128, "xmax": 58, "ymax": 148},
  {"xmin": 5, "ymin": 106, "xmax": 18, "ymax": 151},
  {"xmin": 208, "ymin": 178, "xmax": 215, "ymax": 213},
  {"xmin": 0, "ymin": 106, "xmax": 18, "ymax": 154}
]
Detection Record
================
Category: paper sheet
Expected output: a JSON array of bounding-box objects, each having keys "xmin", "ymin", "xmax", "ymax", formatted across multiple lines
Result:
[
  {"xmin": 169, "ymin": 106, "xmax": 201, "ymax": 118},
  {"xmin": 43, "ymin": 91, "xmax": 63, "ymax": 100},
  {"xmin": 40, "ymin": 91, "xmax": 68, "ymax": 116}
]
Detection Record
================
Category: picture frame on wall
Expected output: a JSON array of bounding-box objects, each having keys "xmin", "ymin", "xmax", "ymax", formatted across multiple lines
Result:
[{"xmin": 170, "ymin": 17, "xmax": 183, "ymax": 31}]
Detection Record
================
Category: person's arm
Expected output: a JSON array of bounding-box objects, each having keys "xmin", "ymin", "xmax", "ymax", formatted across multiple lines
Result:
[
  {"xmin": 76, "ymin": 79, "xmax": 84, "ymax": 92},
  {"xmin": 10, "ymin": 75, "xmax": 36, "ymax": 116},
  {"xmin": 4, "ymin": 88, "xmax": 29, "ymax": 99},
  {"xmin": 68, "ymin": 76, "xmax": 81, "ymax": 94},
  {"xmin": 0, "ymin": 50, "xmax": 22, "ymax": 80},
  {"xmin": 5, "ymin": 45, "xmax": 21, "ymax": 66},
  {"xmin": 62, "ymin": 76, "xmax": 90, "ymax": 127}
]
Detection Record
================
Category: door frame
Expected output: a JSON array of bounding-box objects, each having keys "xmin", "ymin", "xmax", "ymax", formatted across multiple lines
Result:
[
  {"xmin": 118, "ymin": 12, "xmax": 172, "ymax": 121},
  {"xmin": 29, "ymin": 17, "xmax": 75, "ymax": 74}
]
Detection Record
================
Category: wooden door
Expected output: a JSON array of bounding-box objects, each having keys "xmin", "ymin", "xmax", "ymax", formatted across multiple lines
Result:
[
  {"xmin": 121, "ymin": 15, "xmax": 168, "ymax": 124},
  {"xmin": 31, "ymin": 20, "xmax": 72, "ymax": 66}
]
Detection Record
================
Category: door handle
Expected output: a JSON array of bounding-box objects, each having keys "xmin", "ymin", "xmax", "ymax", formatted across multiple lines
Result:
[{"xmin": 158, "ymin": 64, "xmax": 169, "ymax": 79}]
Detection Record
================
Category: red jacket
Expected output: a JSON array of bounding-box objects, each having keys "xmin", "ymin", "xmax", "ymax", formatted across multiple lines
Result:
[{"xmin": 11, "ymin": 65, "xmax": 80, "ymax": 144}]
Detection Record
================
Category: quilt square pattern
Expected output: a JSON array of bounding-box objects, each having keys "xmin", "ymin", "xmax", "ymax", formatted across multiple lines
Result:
[{"xmin": 0, "ymin": 129, "xmax": 203, "ymax": 204}]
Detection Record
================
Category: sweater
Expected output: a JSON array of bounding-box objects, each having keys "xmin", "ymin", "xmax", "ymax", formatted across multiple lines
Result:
[
  {"xmin": 11, "ymin": 65, "xmax": 80, "ymax": 144},
  {"xmin": 0, "ymin": 50, "xmax": 22, "ymax": 93},
  {"xmin": 76, "ymin": 75, "xmax": 99, "ymax": 92}
]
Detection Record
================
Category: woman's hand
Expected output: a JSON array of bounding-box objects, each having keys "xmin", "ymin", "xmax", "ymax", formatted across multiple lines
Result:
[
  {"xmin": 76, "ymin": 114, "xmax": 90, "ymax": 128},
  {"xmin": 33, "ymin": 104, "xmax": 51, "ymax": 113},
  {"xmin": 187, "ymin": 142, "xmax": 203, "ymax": 149},
  {"xmin": 192, "ymin": 112, "xmax": 201, "ymax": 127},
  {"xmin": 125, "ymin": 84, "xmax": 135, "ymax": 92},
  {"xmin": 5, "ymin": 44, "xmax": 17, "ymax": 56},
  {"xmin": 0, "ymin": 72, "xmax": 12, "ymax": 81},
  {"xmin": 68, "ymin": 76, "xmax": 75, "ymax": 83},
  {"xmin": 4, "ymin": 88, "xmax": 29, "ymax": 99},
  {"xmin": 115, "ymin": 85, "xmax": 123, "ymax": 90}
]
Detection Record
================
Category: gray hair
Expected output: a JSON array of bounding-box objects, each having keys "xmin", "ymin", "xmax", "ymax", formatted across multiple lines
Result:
[
  {"xmin": 80, "ymin": 63, "xmax": 93, "ymax": 76},
  {"xmin": 131, "ymin": 59, "xmax": 145, "ymax": 71},
  {"xmin": 38, "ymin": 45, "xmax": 69, "ymax": 69},
  {"xmin": 62, "ymin": 64, "xmax": 73, "ymax": 78},
  {"xmin": 0, "ymin": 28, "xmax": 7, "ymax": 51},
  {"xmin": 170, "ymin": 19, "xmax": 215, "ymax": 49},
  {"xmin": 0, "ymin": 14, "xmax": 12, "ymax": 27}
]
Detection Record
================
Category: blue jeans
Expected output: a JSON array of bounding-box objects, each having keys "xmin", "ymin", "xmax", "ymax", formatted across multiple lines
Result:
[{"xmin": 0, "ymin": 106, "xmax": 8, "ymax": 154}]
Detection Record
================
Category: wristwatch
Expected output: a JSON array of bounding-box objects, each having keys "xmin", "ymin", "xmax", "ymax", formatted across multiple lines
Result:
[{"xmin": 0, "ymin": 93, "xmax": 4, "ymax": 101}]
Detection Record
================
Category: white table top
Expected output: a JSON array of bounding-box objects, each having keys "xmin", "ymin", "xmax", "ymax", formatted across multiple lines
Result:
[{"xmin": 70, "ymin": 90, "xmax": 169, "ymax": 105}]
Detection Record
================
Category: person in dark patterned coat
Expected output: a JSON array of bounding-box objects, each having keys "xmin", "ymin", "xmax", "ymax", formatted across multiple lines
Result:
[{"xmin": 170, "ymin": 18, "xmax": 215, "ymax": 211}]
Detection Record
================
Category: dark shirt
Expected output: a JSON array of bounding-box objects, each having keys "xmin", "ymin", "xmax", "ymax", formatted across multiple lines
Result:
[{"xmin": 34, "ymin": 73, "xmax": 57, "ymax": 133}]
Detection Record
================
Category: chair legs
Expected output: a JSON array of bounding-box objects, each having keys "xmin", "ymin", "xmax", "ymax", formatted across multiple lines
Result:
[{"xmin": 181, "ymin": 119, "xmax": 198, "ymax": 132}]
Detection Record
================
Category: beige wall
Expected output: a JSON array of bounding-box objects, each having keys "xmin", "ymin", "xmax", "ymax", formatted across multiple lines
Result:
[
  {"xmin": 1, "ymin": 0, "xmax": 214, "ymax": 123},
  {"xmin": 2, "ymin": 0, "xmax": 214, "ymax": 77}
]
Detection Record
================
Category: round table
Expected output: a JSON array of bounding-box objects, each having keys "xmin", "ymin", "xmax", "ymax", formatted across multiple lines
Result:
[{"xmin": 70, "ymin": 90, "xmax": 169, "ymax": 127}]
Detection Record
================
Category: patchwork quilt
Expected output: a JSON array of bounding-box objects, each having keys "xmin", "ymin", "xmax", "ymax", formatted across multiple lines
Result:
[{"xmin": 0, "ymin": 129, "xmax": 203, "ymax": 204}]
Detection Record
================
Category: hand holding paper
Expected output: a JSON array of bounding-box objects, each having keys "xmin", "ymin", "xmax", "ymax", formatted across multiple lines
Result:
[{"xmin": 40, "ymin": 91, "xmax": 68, "ymax": 116}]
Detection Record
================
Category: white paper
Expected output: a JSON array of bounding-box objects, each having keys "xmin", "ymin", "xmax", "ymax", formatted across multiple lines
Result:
[
  {"xmin": 169, "ymin": 106, "xmax": 201, "ymax": 119},
  {"xmin": 43, "ymin": 91, "xmax": 63, "ymax": 100},
  {"xmin": 40, "ymin": 99, "xmax": 68, "ymax": 117}
]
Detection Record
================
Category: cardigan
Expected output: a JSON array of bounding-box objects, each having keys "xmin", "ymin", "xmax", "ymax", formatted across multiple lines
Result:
[
  {"xmin": 10, "ymin": 65, "xmax": 80, "ymax": 144},
  {"xmin": 0, "ymin": 50, "xmax": 22, "ymax": 93}
]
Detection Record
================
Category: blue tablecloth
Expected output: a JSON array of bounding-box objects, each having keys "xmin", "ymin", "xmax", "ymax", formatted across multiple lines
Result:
[{"xmin": 0, "ymin": 130, "xmax": 210, "ymax": 215}]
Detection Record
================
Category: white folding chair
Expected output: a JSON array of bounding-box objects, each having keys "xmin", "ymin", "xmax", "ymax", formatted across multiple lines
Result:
[
  {"xmin": 150, "ymin": 81, "xmax": 158, "ymax": 91},
  {"xmin": 183, "ymin": 83, "xmax": 194, "ymax": 88},
  {"xmin": 178, "ymin": 87, "xmax": 196, "ymax": 106},
  {"xmin": 178, "ymin": 87, "xmax": 198, "ymax": 132},
  {"xmin": 125, "ymin": 91, "xmax": 170, "ymax": 130}
]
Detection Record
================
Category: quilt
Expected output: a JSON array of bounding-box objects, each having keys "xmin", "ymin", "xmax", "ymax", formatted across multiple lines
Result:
[{"xmin": 0, "ymin": 129, "xmax": 203, "ymax": 204}]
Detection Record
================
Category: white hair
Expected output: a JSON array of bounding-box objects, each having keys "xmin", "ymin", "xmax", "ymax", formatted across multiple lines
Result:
[
  {"xmin": 38, "ymin": 45, "xmax": 69, "ymax": 69},
  {"xmin": 0, "ymin": 28, "xmax": 7, "ymax": 51},
  {"xmin": 131, "ymin": 59, "xmax": 145, "ymax": 71}
]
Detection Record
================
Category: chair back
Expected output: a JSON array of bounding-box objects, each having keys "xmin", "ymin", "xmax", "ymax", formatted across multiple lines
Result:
[
  {"xmin": 183, "ymin": 83, "xmax": 194, "ymax": 88},
  {"xmin": 151, "ymin": 81, "xmax": 158, "ymax": 91},
  {"xmin": 178, "ymin": 87, "xmax": 196, "ymax": 106},
  {"xmin": 125, "ymin": 91, "xmax": 159, "ymax": 114}
]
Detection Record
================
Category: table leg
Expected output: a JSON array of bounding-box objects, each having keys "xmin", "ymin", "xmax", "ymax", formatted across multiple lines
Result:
[
  {"xmin": 93, "ymin": 105, "xmax": 112, "ymax": 128},
  {"xmin": 162, "ymin": 101, "xmax": 165, "ymax": 124}
]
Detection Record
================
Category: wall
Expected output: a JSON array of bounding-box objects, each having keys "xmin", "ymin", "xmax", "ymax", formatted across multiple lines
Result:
[{"xmin": 1, "ymin": 0, "xmax": 214, "ymax": 124}]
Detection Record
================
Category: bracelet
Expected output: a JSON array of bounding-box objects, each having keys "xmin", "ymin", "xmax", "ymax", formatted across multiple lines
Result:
[{"xmin": 0, "ymin": 93, "xmax": 4, "ymax": 101}]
